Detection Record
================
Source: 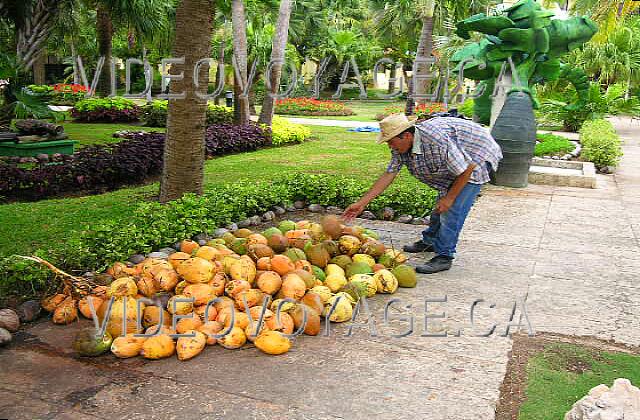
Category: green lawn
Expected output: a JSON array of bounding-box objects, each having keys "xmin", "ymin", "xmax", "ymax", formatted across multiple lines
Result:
[
  {"xmin": 62, "ymin": 121, "xmax": 164, "ymax": 147},
  {"xmin": 519, "ymin": 342, "xmax": 640, "ymax": 419},
  {"xmin": 0, "ymin": 124, "xmax": 415, "ymax": 257}
]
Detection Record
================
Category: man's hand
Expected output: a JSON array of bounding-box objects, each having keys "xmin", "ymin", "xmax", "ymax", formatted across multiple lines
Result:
[
  {"xmin": 435, "ymin": 195, "xmax": 455, "ymax": 214},
  {"xmin": 342, "ymin": 201, "xmax": 366, "ymax": 223}
]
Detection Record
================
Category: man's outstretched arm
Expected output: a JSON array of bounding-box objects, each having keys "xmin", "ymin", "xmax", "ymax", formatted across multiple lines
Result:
[{"xmin": 343, "ymin": 172, "xmax": 398, "ymax": 222}]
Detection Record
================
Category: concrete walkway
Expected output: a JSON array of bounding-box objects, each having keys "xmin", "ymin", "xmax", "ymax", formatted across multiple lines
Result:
[{"xmin": 1, "ymin": 118, "xmax": 639, "ymax": 419}]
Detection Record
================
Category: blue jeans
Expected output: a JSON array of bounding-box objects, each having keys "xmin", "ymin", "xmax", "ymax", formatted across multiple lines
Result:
[{"xmin": 422, "ymin": 183, "xmax": 482, "ymax": 258}]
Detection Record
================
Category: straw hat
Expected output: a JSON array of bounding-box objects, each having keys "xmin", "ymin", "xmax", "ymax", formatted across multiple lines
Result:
[{"xmin": 377, "ymin": 113, "xmax": 418, "ymax": 144}]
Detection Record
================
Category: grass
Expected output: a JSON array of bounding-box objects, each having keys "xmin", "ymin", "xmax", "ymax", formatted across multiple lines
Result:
[
  {"xmin": 519, "ymin": 343, "xmax": 640, "ymax": 419},
  {"xmin": 0, "ymin": 124, "xmax": 418, "ymax": 257}
]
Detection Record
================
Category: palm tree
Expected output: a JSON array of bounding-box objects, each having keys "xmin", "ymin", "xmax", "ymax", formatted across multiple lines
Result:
[
  {"xmin": 231, "ymin": 0, "xmax": 251, "ymax": 124},
  {"xmin": 573, "ymin": 0, "xmax": 640, "ymax": 42},
  {"xmin": 86, "ymin": 0, "xmax": 174, "ymax": 96},
  {"xmin": 258, "ymin": 0, "xmax": 293, "ymax": 125},
  {"xmin": 159, "ymin": 0, "xmax": 215, "ymax": 203}
]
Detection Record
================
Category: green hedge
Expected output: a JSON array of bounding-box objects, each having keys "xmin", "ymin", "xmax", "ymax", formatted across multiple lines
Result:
[
  {"xmin": 142, "ymin": 100, "xmax": 234, "ymax": 127},
  {"xmin": 0, "ymin": 173, "xmax": 437, "ymax": 302},
  {"xmin": 535, "ymin": 133, "xmax": 576, "ymax": 157},
  {"xmin": 580, "ymin": 119, "xmax": 623, "ymax": 168}
]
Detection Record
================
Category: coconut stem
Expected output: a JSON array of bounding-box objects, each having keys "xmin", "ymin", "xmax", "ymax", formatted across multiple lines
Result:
[{"xmin": 17, "ymin": 256, "xmax": 97, "ymax": 297}]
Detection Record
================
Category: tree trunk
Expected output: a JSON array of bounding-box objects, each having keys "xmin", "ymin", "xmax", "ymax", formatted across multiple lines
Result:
[
  {"xmin": 249, "ymin": 70, "xmax": 261, "ymax": 115},
  {"xmin": 258, "ymin": 0, "xmax": 293, "ymax": 125},
  {"xmin": 231, "ymin": 0, "xmax": 250, "ymax": 125},
  {"xmin": 96, "ymin": 4, "xmax": 114, "ymax": 97},
  {"xmin": 388, "ymin": 65, "xmax": 397, "ymax": 94},
  {"xmin": 32, "ymin": 50, "xmax": 46, "ymax": 84},
  {"xmin": 159, "ymin": 0, "xmax": 215, "ymax": 203},
  {"xmin": 71, "ymin": 43, "xmax": 80, "ymax": 85},
  {"xmin": 406, "ymin": 3, "xmax": 435, "ymax": 115},
  {"xmin": 214, "ymin": 39, "xmax": 225, "ymax": 105}
]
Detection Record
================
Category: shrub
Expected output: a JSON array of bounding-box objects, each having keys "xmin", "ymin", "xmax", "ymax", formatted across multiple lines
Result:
[
  {"xmin": 580, "ymin": 119, "xmax": 623, "ymax": 168},
  {"xmin": 376, "ymin": 103, "xmax": 447, "ymax": 120},
  {"xmin": 50, "ymin": 84, "xmax": 87, "ymax": 106},
  {"xmin": 0, "ymin": 125, "xmax": 271, "ymax": 200},
  {"xmin": 266, "ymin": 116, "xmax": 312, "ymax": 146},
  {"xmin": 142, "ymin": 100, "xmax": 233, "ymax": 127},
  {"xmin": 72, "ymin": 97, "xmax": 141, "ymax": 123},
  {"xmin": 274, "ymin": 98, "xmax": 355, "ymax": 116},
  {"xmin": 457, "ymin": 98, "xmax": 474, "ymax": 119},
  {"xmin": 0, "ymin": 173, "xmax": 437, "ymax": 290},
  {"xmin": 535, "ymin": 133, "xmax": 576, "ymax": 157}
]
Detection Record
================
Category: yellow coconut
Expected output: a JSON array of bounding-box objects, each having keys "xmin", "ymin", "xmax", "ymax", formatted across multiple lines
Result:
[
  {"xmin": 141, "ymin": 334, "xmax": 175, "ymax": 359},
  {"xmin": 254, "ymin": 330, "xmax": 291, "ymax": 355},
  {"xmin": 107, "ymin": 277, "xmax": 138, "ymax": 298},
  {"xmin": 177, "ymin": 257, "xmax": 215, "ymax": 283},
  {"xmin": 110, "ymin": 334, "xmax": 146, "ymax": 358},
  {"xmin": 229, "ymin": 259, "xmax": 257, "ymax": 284},
  {"xmin": 167, "ymin": 295, "xmax": 194, "ymax": 315},
  {"xmin": 176, "ymin": 330, "xmax": 207, "ymax": 361},
  {"xmin": 218, "ymin": 326, "xmax": 247, "ymax": 349},
  {"xmin": 373, "ymin": 269, "xmax": 399, "ymax": 294},
  {"xmin": 324, "ymin": 273, "xmax": 347, "ymax": 293}
]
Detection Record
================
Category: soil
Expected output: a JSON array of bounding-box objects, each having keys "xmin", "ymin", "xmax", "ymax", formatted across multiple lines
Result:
[{"xmin": 495, "ymin": 333, "xmax": 640, "ymax": 420}]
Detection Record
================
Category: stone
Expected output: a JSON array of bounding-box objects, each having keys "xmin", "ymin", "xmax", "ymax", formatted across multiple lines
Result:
[
  {"xmin": 147, "ymin": 252, "xmax": 169, "ymax": 260},
  {"xmin": 213, "ymin": 228, "xmax": 229, "ymax": 238},
  {"xmin": 361, "ymin": 211, "xmax": 376, "ymax": 220},
  {"xmin": 158, "ymin": 247, "xmax": 176, "ymax": 256},
  {"xmin": 36, "ymin": 153, "xmax": 49, "ymax": 163},
  {"xmin": 16, "ymin": 300, "xmax": 41, "ymax": 323},
  {"xmin": 599, "ymin": 166, "xmax": 616, "ymax": 175},
  {"xmin": 51, "ymin": 153, "xmax": 63, "ymax": 162},
  {"xmin": 273, "ymin": 206, "xmax": 286, "ymax": 216},
  {"xmin": 225, "ymin": 223, "xmax": 239, "ymax": 232},
  {"xmin": 197, "ymin": 240, "xmax": 207, "ymax": 246},
  {"xmin": 308, "ymin": 204, "xmax": 325, "ymax": 213},
  {"xmin": 396, "ymin": 215, "xmax": 413, "ymax": 224},
  {"xmin": 0, "ymin": 328, "xmax": 11, "ymax": 346},
  {"xmin": 565, "ymin": 378, "xmax": 640, "ymax": 420},
  {"xmin": 192, "ymin": 233, "xmax": 210, "ymax": 243},
  {"xmin": 381, "ymin": 207, "xmax": 395, "ymax": 221},
  {"xmin": 82, "ymin": 271, "xmax": 95, "ymax": 279},
  {"xmin": 294, "ymin": 201, "xmax": 306, "ymax": 209},
  {"xmin": 249, "ymin": 215, "xmax": 262, "ymax": 226},
  {"xmin": 129, "ymin": 254, "xmax": 146, "ymax": 264},
  {"xmin": 326, "ymin": 206, "xmax": 343, "ymax": 215},
  {"xmin": 173, "ymin": 242, "xmax": 182, "ymax": 251},
  {"xmin": 237, "ymin": 219, "xmax": 252, "ymax": 228},
  {"xmin": 411, "ymin": 217, "xmax": 429, "ymax": 225},
  {"xmin": 262, "ymin": 211, "xmax": 276, "ymax": 222},
  {"xmin": 285, "ymin": 206, "xmax": 297, "ymax": 212}
]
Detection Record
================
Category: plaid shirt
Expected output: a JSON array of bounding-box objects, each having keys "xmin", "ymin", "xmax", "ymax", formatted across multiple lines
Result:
[{"xmin": 387, "ymin": 117, "xmax": 503, "ymax": 195}]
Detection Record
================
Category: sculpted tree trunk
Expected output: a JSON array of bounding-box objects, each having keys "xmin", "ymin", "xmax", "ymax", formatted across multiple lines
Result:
[
  {"xmin": 258, "ymin": 0, "xmax": 293, "ymax": 125},
  {"xmin": 231, "ymin": 0, "xmax": 250, "ymax": 124},
  {"xmin": 96, "ymin": 4, "xmax": 113, "ymax": 97},
  {"xmin": 406, "ymin": 1, "xmax": 435, "ymax": 115},
  {"xmin": 159, "ymin": 0, "xmax": 215, "ymax": 203}
]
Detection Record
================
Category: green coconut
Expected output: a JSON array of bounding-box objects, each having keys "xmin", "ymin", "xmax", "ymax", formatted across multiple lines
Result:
[
  {"xmin": 311, "ymin": 266, "xmax": 326, "ymax": 283},
  {"xmin": 306, "ymin": 244, "xmax": 330, "ymax": 268},
  {"xmin": 322, "ymin": 240, "xmax": 340, "ymax": 257},
  {"xmin": 231, "ymin": 238, "xmax": 248, "ymax": 255},
  {"xmin": 345, "ymin": 261, "xmax": 374, "ymax": 278},
  {"xmin": 361, "ymin": 239, "xmax": 386, "ymax": 258},
  {"xmin": 72, "ymin": 328, "xmax": 113, "ymax": 357},
  {"xmin": 363, "ymin": 229, "xmax": 380, "ymax": 240},
  {"xmin": 377, "ymin": 253, "xmax": 394, "ymax": 268},
  {"xmin": 329, "ymin": 255, "xmax": 352, "ymax": 270},
  {"xmin": 284, "ymin": 248, "xmax": 306, "ymax": 263},
  {"xmin": 206, "ymin": 238, "xmax": 226, "ymax": 247},
  {"xmin": 221, "ymin": 232, "xmax": 237, "ymax": 245},
  {"xmin": 392, "ymin": 265, "xmax": 417, "ymax": 288},
  {"xmin": 262, "ymin": 227, "xmax": 283, "ymax": 239},
  {"xmin": 278, "ymin": 220, "xmax": 297, "ymax": 234},
  {"xmin": 340, "ymin": 280, "xmax": 369, "ymax": 302}
]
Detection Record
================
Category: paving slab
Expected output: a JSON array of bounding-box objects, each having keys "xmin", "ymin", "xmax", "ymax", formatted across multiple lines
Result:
[{"xmin": 3, "ymin": 117, "xmax": 640, "ymax": 419}]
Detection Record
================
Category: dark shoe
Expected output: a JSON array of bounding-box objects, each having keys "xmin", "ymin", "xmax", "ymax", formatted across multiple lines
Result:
[
  {"xmin": 403, "ymin": 240, "xmax": 434, "ymax": 253},
  {"xmin": 415, "ymin": 255, "xmax": 453, "ymax": 274}
]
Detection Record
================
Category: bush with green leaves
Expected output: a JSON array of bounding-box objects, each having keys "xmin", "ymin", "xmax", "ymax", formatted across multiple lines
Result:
[
  {"xmin": 72, "ymin": 97, "xmax": 141, "ymax": 122},
  {"xmin": 537, "ymin": 83, "xmax": 640, "ymax": 132},
  {"xmin": 457, "ymin": 98, "xmax": 475, "ymax": 119},
  {"xmin": 579, "ymin": 119, "xmax": 623, "ymax": 168},
  {"xmin": 535, "ymin": 133, "xmax": 576, "ymax": 157},
  {"xmin": 142, "ymin": 100, "xmax": 233, "ymax": 127},
  {"xmin": 267, "ymin": 116, "xmax": 312, "ymax": 145},
  {"xmin": 0, "ymin": 173, "xmax": 437, "ymax": 301}
]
